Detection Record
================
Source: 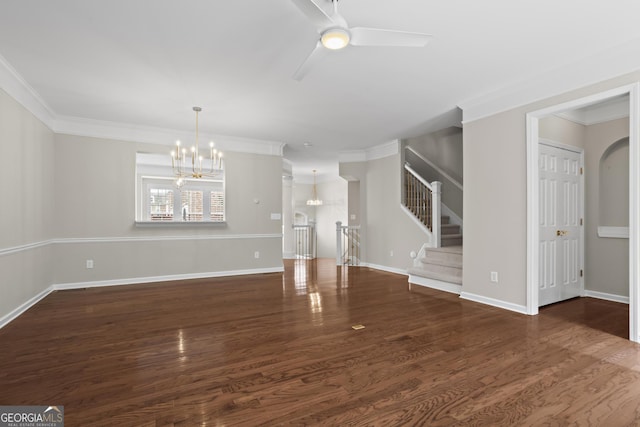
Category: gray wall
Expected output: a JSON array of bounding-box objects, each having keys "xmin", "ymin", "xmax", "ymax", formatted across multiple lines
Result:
[
  {"xmin": 405, "ymin": 126, "xmax": 463, "ymax": 184},
  {"xmin": 0, "ymin": 88, "xmax": 55, "ymax": 320},
  {"xmin": 341, "ymin": 153, "xmax": 430, "ymax": 271},
  {"xmin": 0, "ymin": 88, "xmax": 283, "ymax": 322},
  {"xmin": 585, "ymin": 118, "xmax": 629, "ymax": 297},
  {"xmin": 462, "ymin": 70, "xmax": 640, "ymax": 308},
  {"xmin": 539, "ymin": 115, "xmax": 630, "ymax": 298},
  {"xmin": 52, "ymin": 134, "xmax": 283, "ymax": 285}
]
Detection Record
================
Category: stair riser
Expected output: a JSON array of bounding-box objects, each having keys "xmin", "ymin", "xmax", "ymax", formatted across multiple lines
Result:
[
  {"xmin": 421, "ymin": 253, "xmax": 462, "ymax": 265},
  {"xmin": 441, "ymin": 225, "xmax": 461, "ymax": 235},
  {"xmin": 442, "ymin": 236, "xmax": 463, "ymax": 246},
  {"xmin": 413, "ymin": 262, "xmax": 462, "ymax": 278}
]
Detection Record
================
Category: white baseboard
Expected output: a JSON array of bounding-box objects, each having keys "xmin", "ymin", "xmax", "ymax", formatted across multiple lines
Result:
[
  {"xmin": 460, "ymin": 291, "xmax": 528, "ymax": 315},
  {"xmin": 0, "ymin": 286, "xmax": 54, "ymax": 330},
  {"xmin": 0, "ymin": 266, "xmax": 284, "ymax": 330},
  {"xmin": 584, "ymin": 290, "xmax": 629, "ymax": 304},
  {"xmin": 361, "ymin": 263, "xmax": 408, "ymax": 276},
  {"xmin": 408, "ymin": 275, "xmax": 461, "ymax": 295},
  {"xmin": 53, "ymin": 266, "xmax": 285, "ymax": 290}
]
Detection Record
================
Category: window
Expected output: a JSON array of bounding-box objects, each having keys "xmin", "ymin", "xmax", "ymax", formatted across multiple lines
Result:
[
  {"xmin": 149, "ymin": 188, "xmax": 174, "ymax": 221},
  {"xmin": 136, "ymin": 153, "xmax": 225, "ymax": 223}
]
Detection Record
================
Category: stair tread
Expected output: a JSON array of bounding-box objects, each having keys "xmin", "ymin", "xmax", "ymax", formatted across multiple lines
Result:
[{"xmin": 428, "ymin": 245, "xmax": 463, "ymax": 254}]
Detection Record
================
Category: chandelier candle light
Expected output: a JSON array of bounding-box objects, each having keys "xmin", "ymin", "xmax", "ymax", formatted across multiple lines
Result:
[
  {"xmin": 306, "ymin": 169, "xmax": 323, "ymax": 206},
  {"xmin": 171, "ymin": 107, "xmax": 223, "ymax": 186}
]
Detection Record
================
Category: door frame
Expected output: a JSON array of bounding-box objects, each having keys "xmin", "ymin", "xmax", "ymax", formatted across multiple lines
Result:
[
  {"xmin": 538, "ymin": 139, "xmax": 585, "ymax": 305},
  {"xmin": 526, "ymin": 83, "xmax": 640, "ymax": 342}
]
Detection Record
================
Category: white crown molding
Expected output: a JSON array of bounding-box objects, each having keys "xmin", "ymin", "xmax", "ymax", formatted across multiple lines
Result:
[
  {"xmin": 338, "ymin": 139, "xmax": 399, "ymax": 163},
  {"xmin": 0, "ymin": 53, "xmax": 56, "ymax": 128},
  {"xmin": 555, "ymin": 95, "xmax": 629, "ymax": 126},
  {"xmin": 0, "ymin": 55, "xmax": 284, "ymax": 157},
  {"xmin": 54, "ymin": 115, "xmax": 285, "ymax": 156},
  {"xmin": 459, "ymin": 37, "xmax": 640, "ymax": 124}
]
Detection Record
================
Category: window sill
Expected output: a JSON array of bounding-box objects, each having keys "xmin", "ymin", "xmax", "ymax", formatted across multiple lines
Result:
[{"xmin": 135, "ymin": 221, "xmax": 228, "ymax": 228}]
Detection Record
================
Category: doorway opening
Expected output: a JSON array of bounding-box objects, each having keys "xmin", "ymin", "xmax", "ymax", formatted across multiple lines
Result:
[{"xmin": 526, "ymin": 83, "xmax": 640, "ymax": 342}]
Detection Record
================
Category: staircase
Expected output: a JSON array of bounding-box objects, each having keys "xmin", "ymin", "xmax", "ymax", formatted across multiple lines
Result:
[
  {"xmin": 440, "ymin": 215, "xmax": 462, "ymax": 246},
  {"xmin": 408, "ymin": 243, "xmax": 463, "ymax": 294}
]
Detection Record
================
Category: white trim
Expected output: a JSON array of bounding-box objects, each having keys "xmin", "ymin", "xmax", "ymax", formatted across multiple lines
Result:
[
  {"xmin": 405, "ymin": 146, "xmax": 463, "ymax": 191},
  {"xmin": 0, "ymin": 286, "xmax": 54, "ymax": 330},
  {"xmin": 338, "ymin": 140, "xmax": 399, "ymax": 163},
  {"xmin": 538, "ymin": 138, "xmax": 583, "ymax": 153},
  {"xmin": 52, "ymin": 267, "xmax": 284, "ymax": 291},
  {"xmin": 0, "ymin": 54, "xmax": 285, "ymax": 157},
  {"xmin": 0, "ymin": 53, "xmax": 56, "ymax": 129},
  {"xmin": 361, "ymin": 262, "xmax": 407, "ymax": 276},
  {"xmin": 408, "ymin": 275, "xmax": 461, "ymax": 295},
  {"xmin": 459, "ymin": 38, "xmax": 640, "ymax": 124},
  {"xmin": 55, "ymin": 115, "xmax": 286, "ymax": 156},
  {"xmin": 55, "ymin": 234, "xmax": 282, "ymax": 244},
  {"xmin": 526, "ymin": 82, "xmax": 640, "ymax": 342},
  {"xmin": 0, "ymin": 234, "xmax": 282, "ymax": 257},
  {"xmin": 629, "ymin": 83, "xmax": 640, "ymax": 342},
  {"xmin": 584, "ymin": 290, "xmax": 629, "ymax": 304},
  {"xmin": 598, "ymin": 226, "xmax": 630, "ymax": 238},
  {"xmin": 555, "ymin": 96, "xmax": 629, "ymax": 126},
  {"xmin": 459, "ymin": 292, "xmax": 528, "ymax": 315},
  {"xmin": 0, "ymin": 240, "xmax": 53, "ymax": 257}
]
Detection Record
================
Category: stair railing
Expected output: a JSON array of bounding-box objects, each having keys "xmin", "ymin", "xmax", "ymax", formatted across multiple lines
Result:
[
  {"xmin": 293, "ymin": 223, "xmax": 317, "ymax": 259},
  {"xmin": 336, "ymin": 221, "xmax": 361, "ymax": 266},
  {"xmin": 403, "ymin": 163, "xmax": 441, "ymax": 247}
]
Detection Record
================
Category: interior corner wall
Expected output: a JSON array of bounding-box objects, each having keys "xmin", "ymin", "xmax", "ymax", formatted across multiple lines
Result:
[
  {"xmin": 584, "ymin": 117, "xmax": 630, "ymax": 297},
  {"xmin": 0, "ymin": 89, "xmax": 55, "ymax": 320},
  {"xmin": 342, "ymin": 154, "xmax": 430, "ymax": 271},
  {"xmin": 51, "ymin": 133, "xmax": 283, "ymax": 286},
  {"xmin": 405, "ymin": 126, "xmax": 464, "ymax": 184},
  {"xmin": 462, "ymin": 70, "xmax": 640, "ymax": 309},
  {"xmin": 314, "ymin": 179, "xmax": 348, "ymax": 258}
]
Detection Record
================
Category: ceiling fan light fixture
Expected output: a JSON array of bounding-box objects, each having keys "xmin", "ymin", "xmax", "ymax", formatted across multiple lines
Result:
[{"xmin": 321, "ymin": 28, "xmax": 350, "ymax": 50}]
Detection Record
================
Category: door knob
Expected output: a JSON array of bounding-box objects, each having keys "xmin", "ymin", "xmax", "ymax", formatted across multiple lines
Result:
[{"xmin": 556, "ymin": 230, "xmax": 568, "ymax": 236}]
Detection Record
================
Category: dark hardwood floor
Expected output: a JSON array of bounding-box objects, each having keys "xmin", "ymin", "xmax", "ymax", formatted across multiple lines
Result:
[{"xmin": 0, "ymin": 259, "xmax": 638, "ymax": 426}]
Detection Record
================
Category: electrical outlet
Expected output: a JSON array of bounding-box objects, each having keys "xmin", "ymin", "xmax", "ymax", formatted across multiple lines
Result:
[
  {"xmin": 86, "ymin": 259, "xmax": 94, "ymax": 269},
  {"xmin": 254, "ymin": 251, "xmax": 260, "ymax": 259},
  {"xmin": 390, "ymin": 250, "xmax": 394, "ymax": 257},
  {"xmin": 490, "ymin": 271, "xmax": 498, "ymax": 283}
]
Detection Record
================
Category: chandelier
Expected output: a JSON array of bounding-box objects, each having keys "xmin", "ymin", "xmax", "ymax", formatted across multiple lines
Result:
[
  {"xmin": 306, "ymin": 170, "xmax": 323, "ymax": 206},
  {"xmin": 171, "ymin": 107, "xmax": 223, "ymax": 187}
]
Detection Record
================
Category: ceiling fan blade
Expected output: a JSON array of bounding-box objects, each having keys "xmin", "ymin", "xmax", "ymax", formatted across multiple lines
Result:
[
  {"xmin": 350, "ymin": 27, "xmax": 432, "ymax": 47},
  {"xmin": 290, "ymin": 0, "xmax": 335, "ymax": 30},
  {"xmin": 293, "ymin": 41, "xmax": 327, "ymax": 81}
]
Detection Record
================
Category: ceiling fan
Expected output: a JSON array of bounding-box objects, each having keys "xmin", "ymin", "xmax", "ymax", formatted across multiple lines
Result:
[{"xmin": 290, "ymin": 0, "xmax": 432, "ymax": 81}]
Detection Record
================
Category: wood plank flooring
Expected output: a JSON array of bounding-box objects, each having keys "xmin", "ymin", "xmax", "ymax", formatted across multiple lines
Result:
[{"xmin": 0, "ymin": 259, "xmax": 638, "ymax": 426}]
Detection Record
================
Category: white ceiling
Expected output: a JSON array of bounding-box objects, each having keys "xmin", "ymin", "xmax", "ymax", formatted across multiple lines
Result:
[{"xmin": 2, "ymin": 0, "xmax": 640, "ymax": 180}]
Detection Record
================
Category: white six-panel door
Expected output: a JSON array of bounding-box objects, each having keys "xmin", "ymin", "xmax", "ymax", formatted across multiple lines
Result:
[{"xmin": 539, "ymin": 143, "xmax": 583, "ymax": 307}]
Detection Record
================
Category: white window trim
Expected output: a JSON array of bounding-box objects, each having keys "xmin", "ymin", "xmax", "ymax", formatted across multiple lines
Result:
[{"xmin": 136, "ymin": 175, "xmax": 227, "ymax": 226}]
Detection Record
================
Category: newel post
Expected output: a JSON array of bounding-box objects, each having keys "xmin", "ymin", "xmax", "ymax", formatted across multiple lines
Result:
[
  {"xmin": 431, "ymin": 181, "xmax": 442, "ymax": 248},
  {"xmin": 336, "ymin": 221, "xmax": 343, "ymax": 265}
]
